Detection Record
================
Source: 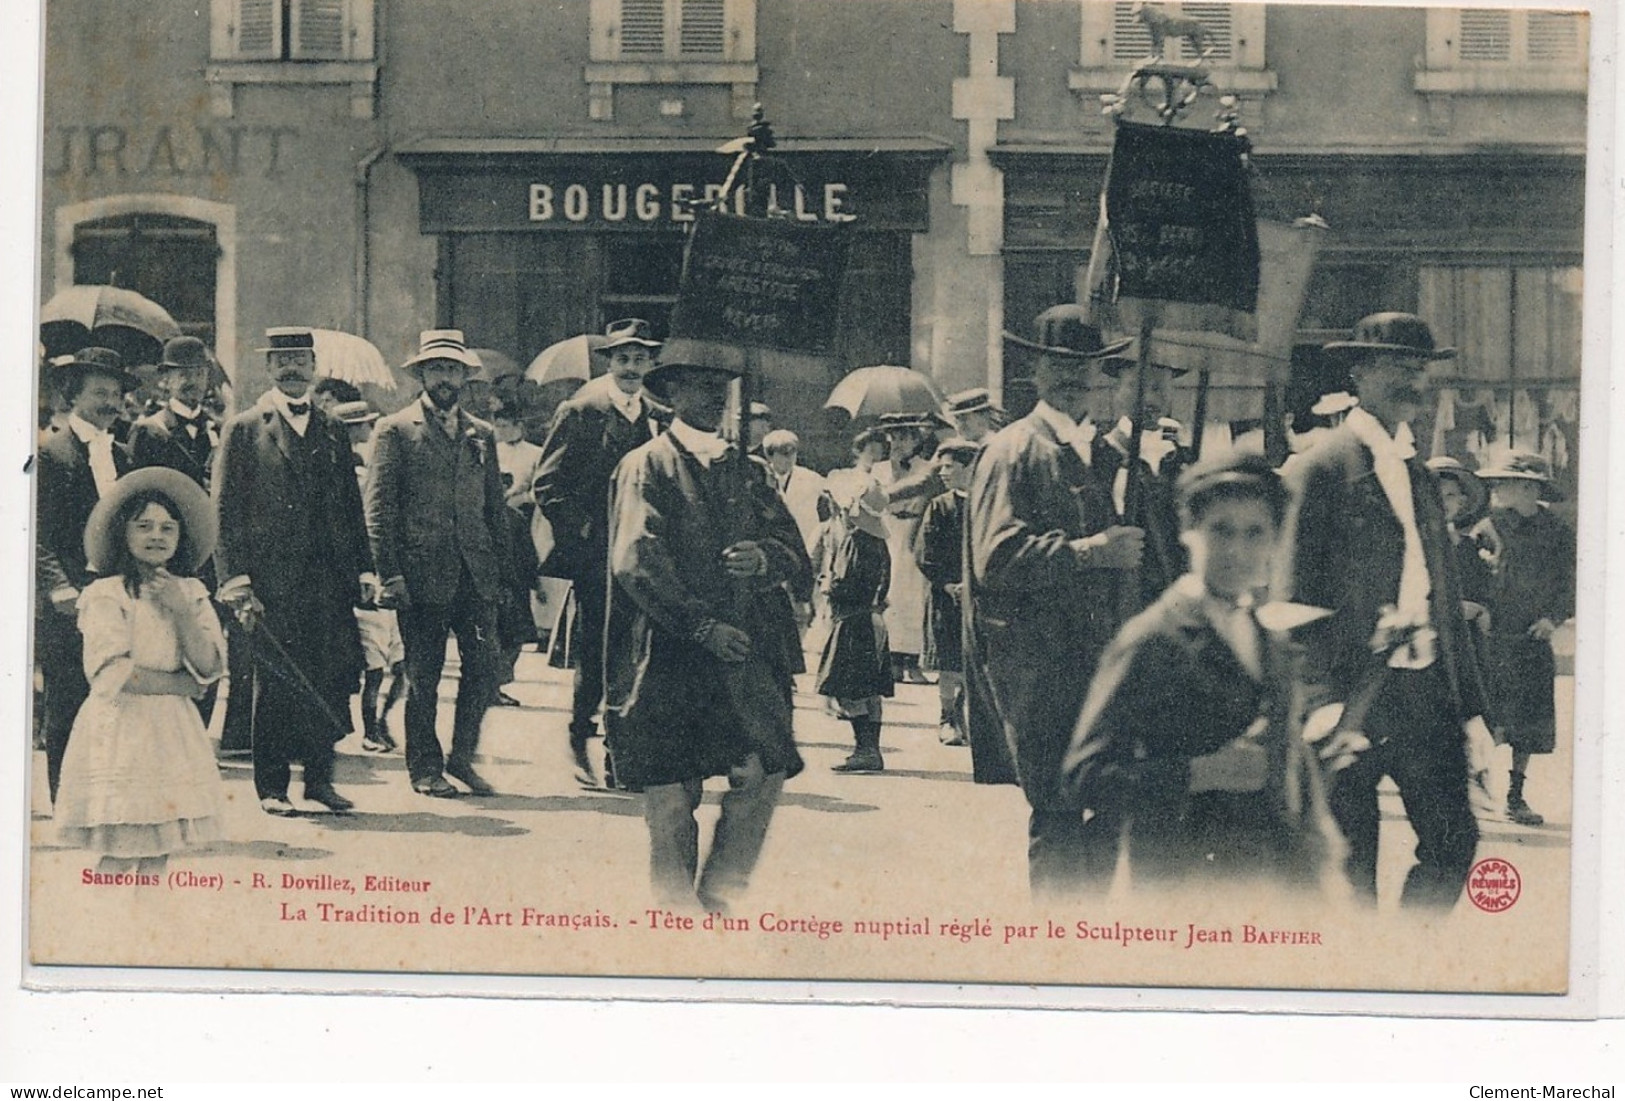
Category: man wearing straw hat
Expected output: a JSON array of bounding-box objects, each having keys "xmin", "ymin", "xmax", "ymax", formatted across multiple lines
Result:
[
  {"xmin": 214, "ymin": 327, "xmax": 371, "ymax": 816},
  {"xmin": 534, "ymin": 318, "xmax": 661, "ymax": 788},
  {"xmin": 966, "ymin": 304, "xmax": 1143, "ymax": 898},
  {"xmin": 944, "ymin": 387, "xmax": 1004, "ymax": 444},
  {"xmin": 604, "ymin": 338, "xmax": 810, "ymax": 912},
  {"xmin": 1280, "ymin": 312, "xmax": 1491, "ymax": 908},
  {"xmin": 36, "ymin": 346, "xmax": 139, "ymax": 804},
  {"xmin": 366, "ymin": 330, "xmax": 510, "ymax": 799}
]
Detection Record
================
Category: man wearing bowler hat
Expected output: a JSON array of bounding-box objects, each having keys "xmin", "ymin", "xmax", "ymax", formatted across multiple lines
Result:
[
  {"xmin": 965, "ymin": 304, "xmax": 1144, "ymax": 898},
  {"xmin": 366, "ymin": 331, "xmax": 510, "ymax": 798},
  {"xmin": 35, "ymin": 346, "xmax": 138, "ymax": 804},
  {"xmin": 127, "ymin": 336, "xmax": 219, "ymax": 492},
  {"xmin": 1093, "ymin": 340, "xmax": 1194, "ymax": 610},
  {"xmin": 1280, "ymin": 311, "xmax": 1491, "ymax": 908},
  {"xmin": 534, "ymin": 318, "xmax": 661, "ymax": 788},
  {"xmin": 214, "ymin": 327, "xmax": 372, "ymax": 816},
  {"xmin": 603, "ymin": 339, "xmax": 810, "ymax": 911}
]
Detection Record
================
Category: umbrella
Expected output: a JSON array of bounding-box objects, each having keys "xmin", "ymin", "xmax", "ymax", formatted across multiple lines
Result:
[
  {"xmin": 525, "ymin": 334, "xmax": 606, "ymax": 385},
  {"xmin": 311, "ymin": 329, "xmax": 396, "ymax": 391},
  {"xmin": 469, "ymin": 348, "xmax": 520, "ymax": 379},
  {"xmin": 39, "ymin": 284, "xmax": 182, "ymax": 367},
  {"xmin": 825, "ymin": 364, "xmax": 947, "ymax": 420}
]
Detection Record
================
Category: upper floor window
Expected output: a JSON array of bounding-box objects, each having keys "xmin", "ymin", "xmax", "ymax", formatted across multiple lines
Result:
[
  {"xmin": 1417, "ymin": 7, "xmax": 1588, "ymax": 94},
  {"xmin": 593, "ymin": 0, "xmax": 753, "ymax": 63},
  {"xmin": 1073, "ymin": 2, "xmax": 1275, "ymax": 98},
  {"xmin": 206, "ymin": 0, "xmax": 378, "ymax": 118},
  {"xmin": 211, "ymin": 0, "xmax": 375, "ymax": 62},
  {"xmin": 585, "ymin": 0, "xmax": 759, "ymax": 121}
]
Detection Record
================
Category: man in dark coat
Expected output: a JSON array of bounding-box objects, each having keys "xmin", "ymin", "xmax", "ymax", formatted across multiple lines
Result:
[
  {"xmin": 366, "ymin": 330, "xmax": 511, "ymax": 799},
  {"xmin": 1062, "ymin": 452, "xmax": 1335, "ymax": 890},
  {"xmin": 534, "ymin": 318, "xmax": 660, "ymax": 788},
  {"xmin": 964, "ymin": 305, "xmax": 1143, "ymax": 899},
  {"xmin": 1280, "ymin": 312, "xmax": 1490, "ymax": 908},
  {"xmin": 127, "ymin": 335, "xmax": 239, "ymax": 732},
  {"xmin": 35, "ymin": 347, "xmax": 137, "ymax": 803},
  {"xmin": 214, "ymin": 328, "xmax": 371, "ymax": 816},
  {"xmin": 1091, "ymin": 343, "xmax": 1193, "ymax": 612},
  {"xmin": 605, "ymin": 341, "xmax": 810, "ymax": 913}
]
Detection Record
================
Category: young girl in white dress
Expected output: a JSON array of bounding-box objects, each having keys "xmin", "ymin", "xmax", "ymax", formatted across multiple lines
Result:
[{"xmin": 54, "ymin": 467, "xmax": 228, "ymax": 878}]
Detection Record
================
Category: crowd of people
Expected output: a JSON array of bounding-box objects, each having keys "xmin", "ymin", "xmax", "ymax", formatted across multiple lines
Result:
[{"xmin": 33, "ymin": 304, "xmax": 1573, "ymax": 913}]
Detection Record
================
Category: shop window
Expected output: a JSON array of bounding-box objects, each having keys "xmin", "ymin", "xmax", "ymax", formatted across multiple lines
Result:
[
  {"xmin": 1419, "ymin": 264, "xmax": 1582, "ymax": 494},
  {"xmin": 1416, "ymin": 8, "xmax": 1587, "ymax": 94},
  {"xmin": 1072, "ymin": 2, "xmax": 1276, "ymax": 99},
  {"xmin": 586, "ymin": 0, "xmax": 758, "ymax": 120},
  {"xmin": 71, "ymin": 214, "xmax": 221, "ymax": 355},
  {"xmin": 207, "ymin": 0, "xmax": 378, "ymax": 118}
]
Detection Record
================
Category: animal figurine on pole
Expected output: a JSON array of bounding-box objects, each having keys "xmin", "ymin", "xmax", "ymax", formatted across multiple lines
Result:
[{"xmin": 1134, "ymin": 2, "xmax": 1214, "ymax": 62}]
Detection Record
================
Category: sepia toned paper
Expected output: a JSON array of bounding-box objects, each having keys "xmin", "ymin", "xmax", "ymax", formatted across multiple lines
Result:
[{"xmin": 19, "ymin": 0, "xmax": 1608, "ymax": 1016}]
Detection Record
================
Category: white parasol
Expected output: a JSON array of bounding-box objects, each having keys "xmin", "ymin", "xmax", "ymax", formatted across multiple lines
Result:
[
  {"xmin": 311, "ymin": 329, "xmax": 395, "ymax": 391},
  {"xmin": 525, "ymin": 333, "xmax": 607, "ymax": 385}
]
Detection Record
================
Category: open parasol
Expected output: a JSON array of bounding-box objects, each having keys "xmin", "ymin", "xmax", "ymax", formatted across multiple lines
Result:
[
  {"xmin": 525, "ymin": 333, "xmax": 606, "ymax": 385},
  {"xmin": 825, "ymin": 364, "xmax": 947, "ymax": 420},
  {"xmin": 40, "ymin": 284, "xmax": 182, "ymax": 367},
  {"xmin": 310, "ymin": 329, "xmax": 396, "ymax": 391}
]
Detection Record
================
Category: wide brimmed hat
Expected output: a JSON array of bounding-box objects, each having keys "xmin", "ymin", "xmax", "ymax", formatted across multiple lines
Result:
[
  {"xmin": 51, "ymin": 345, "xmax": 139, "ymax": 393},
  {"xmin": 1476, "ymin": 450, "xmax": 1552, "ymax": 483},
  {"xmin": 158, "ymin": 335, "xmax": 210, "ymax": 372},
  {"xmin": 1003, "ymin": 304, "xmax": 1132, "ymax": 361},
  {"xmin": 598, "ymin": 318, "xmax": 662, "ymax": 353},
  {"xmin": 1425, "ymin": 456, "xmax": 1489, "ymax": 518},
  {"xmin": 1098, "ymin": 340, "xmax": 1192, "ymax": 379},
  {"xmin": 1176, "ymin": 450, "xmax": 1285, "ymax": 514},
  {"xmin": 1324, "ymin": 312, "xmax": 1456, "ymax": 363},
  {"xmin": 401, "ymin": 329, "xmax": 484, "ymax": 378},
  {"xmin": 643, "ymin": 337, "xmax": 744, "ymax": 402},
  {"xmin": 83, "ymin": 466, "xmax": 217, "ymax": 575},
  {"xmin": 332, "ymin": 400, "xmax": 379, "ymax": 425},
  {"xmin": 748, "ymin": 401, "xmax": 773, "ymax": 420},
  {"xmin": 946, "ymin": 387, "xmax": 1001, "ymax": 417},
  {"xmin": 257, "ymin": 327, "xmax": 316, "ymax": 355}
]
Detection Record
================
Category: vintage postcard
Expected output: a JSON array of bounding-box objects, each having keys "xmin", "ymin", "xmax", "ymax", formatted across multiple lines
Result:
[{"xmin": 20, "ymin": 0, "xmax": 1608, "ymax": 1011}]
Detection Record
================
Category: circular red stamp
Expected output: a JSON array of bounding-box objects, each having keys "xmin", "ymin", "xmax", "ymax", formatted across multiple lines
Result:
[{"xmin": 1468, "ymin": 857, "xmax": 1522, "ymax": 913}]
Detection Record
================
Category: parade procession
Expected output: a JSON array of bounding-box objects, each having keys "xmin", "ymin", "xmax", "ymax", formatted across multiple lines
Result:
[{"xmin": 24, "ymin": 1, "xmax": 1588, "ymax": 992}]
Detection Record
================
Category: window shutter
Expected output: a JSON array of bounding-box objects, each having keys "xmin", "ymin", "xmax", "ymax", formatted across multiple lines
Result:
[
  {"xmin": 1526, "ymin": 11, "xmax": 1583, "ymax": 64},
  {"xmin": 679, "ymin": 0, "xmax": 728, "ymax": 56},
  {"xmin": 291, "ymin": 0, "xmax": 350, "ymax": 60},
  {"xmin": 226, "ymin": 0, "xmax": 282, "ymax": 59},
  {"xmin": 1458, "ymin": 9, "xmax": 1513, "ymax": 63},
  {"xmin": 1109, "ymin": 2, "xmax": 1234, "ymax": 64},
  {"xmin": 619, "ymin": 0, "xmax": 667, "ymax": 56}
]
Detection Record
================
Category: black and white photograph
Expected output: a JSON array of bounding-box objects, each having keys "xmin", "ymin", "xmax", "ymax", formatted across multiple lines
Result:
[{"xmin": 17, "ymin": 0, "xmax": 1606, "ymax": 1003}]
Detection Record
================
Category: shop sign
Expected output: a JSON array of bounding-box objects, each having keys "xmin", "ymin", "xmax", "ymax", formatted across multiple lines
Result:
[{"xmin": 411, "ymin": 154, "xmax": 934, "ymax": 233}]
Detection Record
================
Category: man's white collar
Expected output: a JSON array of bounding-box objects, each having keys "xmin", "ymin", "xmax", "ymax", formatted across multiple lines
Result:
[{"xmin": 669, "ymin": 418, "xmax": 728, "ymax": 464}]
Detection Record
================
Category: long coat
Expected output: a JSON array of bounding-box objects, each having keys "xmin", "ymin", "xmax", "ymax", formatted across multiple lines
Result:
[
  {"xmin": 533, "ymin": 375, "xmax": 655, "ymax": 584},
  {"xmin": 1091, "ymin": 427, "xmax": 1189, "ymax": 611},
  {"xmin": 963, "ymin": 411, "xmax": 1125, "ymax": 799},
  {"xmin": 127, "ymin": 406, "xmax": 217, "ymax": 492},
  {"xmin": 213, "ymin": 394, "xmax": 370, "ymax": 700},
  {"xmin": 815, "ymin": 524, "xmax": 893, "ymax": 701},
  {"xmin": 1481, "ymin": 504, "xmax": 1575, "ymax": 753},
  {"xmin": 1060, "ymin": 576, "xmax": 1332, "ymax": 885},
  {"xmin": 604, "ymin": 432, "xmax": 811, "ymax": 790},
  {"xmin": 914, "ymin": 488, "xmax": 965, "ymax": 673},
  {"xmin": 37, "ymin": 426, "xmax": 129, "ymax": 604},
  {"xmin": 1277, "ymin": 425, "xmax": 1488, "ymax": 728},
  {"xmin": 365, "ymin": 397, "xmax": 511, "ymax": 604}
]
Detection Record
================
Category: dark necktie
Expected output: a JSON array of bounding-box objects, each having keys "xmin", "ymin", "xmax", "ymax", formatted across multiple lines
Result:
[{"xmin": 286, "ymin": 401, "xmax": 310, "ymax": 417}]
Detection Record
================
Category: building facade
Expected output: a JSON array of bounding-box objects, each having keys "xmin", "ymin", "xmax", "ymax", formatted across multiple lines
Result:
[{"xmin": 40, "ymin": 0, "xmax": 1588, "ymax": 478}]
